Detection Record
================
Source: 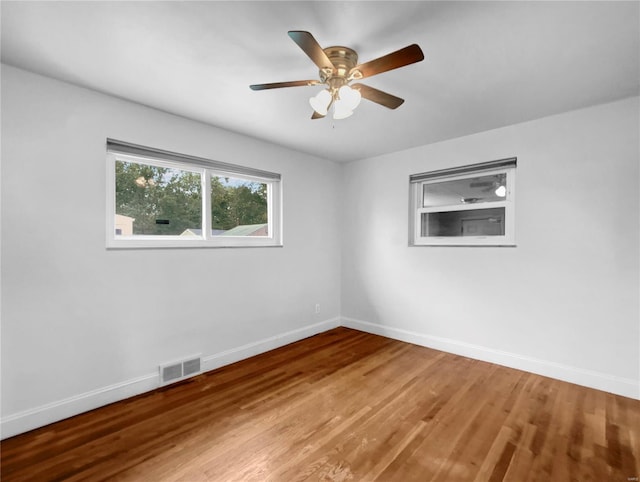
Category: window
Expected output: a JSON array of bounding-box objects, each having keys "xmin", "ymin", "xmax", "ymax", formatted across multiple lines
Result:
[
  {"xmin": 106, "ymin": 139, "xmax": 282, "ymax": 248},
  {"xmin": 410, "ymin": 158, "xmax": 516, "ymax": 246}
]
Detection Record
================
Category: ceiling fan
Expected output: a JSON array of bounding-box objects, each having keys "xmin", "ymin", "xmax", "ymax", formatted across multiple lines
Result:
[{"xmin": 250, "ymin": 31, "xmax": 424, "ymax": 120}]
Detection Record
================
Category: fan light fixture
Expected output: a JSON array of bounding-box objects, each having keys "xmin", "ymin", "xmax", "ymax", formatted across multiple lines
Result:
[
  {"xmin": 310, "ymin": 85, "xmax": 362, "ymax": 119},
  {"xmin": 250, "ymin": 31, "xmax": 424, "ymax": 120},
  {"xmin": 309, "ymin": 89, "xmax": 332, "ymax": 116}
]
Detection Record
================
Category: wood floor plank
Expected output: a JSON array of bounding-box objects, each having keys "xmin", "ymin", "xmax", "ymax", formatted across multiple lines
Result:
[{"xmin": 2, "ymin": 327, "xmax": 638, "ymax": 481}]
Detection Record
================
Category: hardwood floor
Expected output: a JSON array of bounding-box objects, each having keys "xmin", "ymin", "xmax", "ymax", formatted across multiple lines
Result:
[{"xmin": 2, "ymin": 327, "xmax": 639, "ymax": 481}]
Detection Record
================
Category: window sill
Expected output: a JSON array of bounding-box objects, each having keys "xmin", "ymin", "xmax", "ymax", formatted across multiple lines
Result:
[
  {"xmin": 411, "ymin": 236, "xmax": 516, "ymax": 247},
  {"xmin": 107, "ymin": 237, "xmax": 283, "ymax": 249}
]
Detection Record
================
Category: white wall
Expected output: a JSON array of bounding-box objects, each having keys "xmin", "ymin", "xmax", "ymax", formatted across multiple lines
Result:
[
  {"xmin": 2, "ymin": 64, "xmax": 638, "ymax": 439},
  {"xmin": 1, "ymin": 65, "xmax": 342, "ymax": 437},
  {"xmin": 341, "ymin": 97, "xmax": 639, "ymax": 399}
]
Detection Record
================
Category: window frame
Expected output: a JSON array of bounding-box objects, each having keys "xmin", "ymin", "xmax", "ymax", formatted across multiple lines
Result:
[
  {"xmin": 106, "ymin": 145, "xmax": 282, "ymax": 249},
  {"xmin": 409, "ymin": 159, "xmax": 516, "ymax": 247}
]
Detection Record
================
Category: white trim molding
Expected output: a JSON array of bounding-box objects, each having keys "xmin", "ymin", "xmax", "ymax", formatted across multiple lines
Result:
[
  {"xmin": 202, "ymin": 318, "xmax": 340, "ymax": 372},
  {"xmin": 3, "ymin": 315, "xmax": 636, "ymax": 440},
  {"xmin": 1, "ymin": 318, "xmax": 340, "ymax": 440},
  {"xmin": 341, "ymin": 317, "xmax": 639, "ymax": 400},
  {"xmin": 0, "ymin": 373, "xmax": 158, "ymax": 441}
]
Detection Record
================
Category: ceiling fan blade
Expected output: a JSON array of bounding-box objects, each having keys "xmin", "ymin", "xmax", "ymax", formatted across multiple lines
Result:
[
  {"xmin": 351, "ymin": 44, "xmax": 424, "ymax": 79},
  {"xmin": 250, "ymin": 80, "xmax": 320, "ymax": 90},
  {"xmin": 352, "ymin": 83, "xmax": 405, "ymax": 109},
  {"xmin": 311, "ymin": 111, "xmax": 325, "ymax": 119},
  {"xmin": 288, "ymin": 31, "xmax": 335, "ymax": 70}
]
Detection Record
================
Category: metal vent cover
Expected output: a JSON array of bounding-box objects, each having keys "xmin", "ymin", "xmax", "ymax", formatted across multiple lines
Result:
[
  {"xmin": 159, "ymin": 354, "xmax": 202, "ymax": 385},
  {"xmin": 183, "ymin": 358, "xmax": 201, "ymax": 377},
  {"xmin": 161, "ymin": 363, "xmax": 183, "ymax": 384}
]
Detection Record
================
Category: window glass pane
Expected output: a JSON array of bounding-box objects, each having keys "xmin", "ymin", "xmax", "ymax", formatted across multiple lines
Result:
[
  {"xmin": 115, "ymin": 160, "xmax": 202, "ymax": 236},
  {"xmin": 423, "ymin": 173, "xmax": 507, "ymax": 207},
  {"xmin": 210, "ymin": 176, "xmax": 269, "ymax": 237},
  {"xmin": 421, "ymin": 207, "xmax": 505, "ymax": 237}
]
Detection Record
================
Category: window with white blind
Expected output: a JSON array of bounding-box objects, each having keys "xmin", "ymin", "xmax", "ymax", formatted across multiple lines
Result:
[
  {"xmin": 410, "ymin": 158, "xmax": 516, "ymax": 246},
  {"xmin": 106, "ymin": 139, "xmax": 282, "ymax": 248}
]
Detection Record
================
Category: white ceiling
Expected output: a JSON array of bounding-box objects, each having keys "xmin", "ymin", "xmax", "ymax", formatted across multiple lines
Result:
[{"xmin": 2, "ymin": 1, "xmax": 639, "ymax": 162}]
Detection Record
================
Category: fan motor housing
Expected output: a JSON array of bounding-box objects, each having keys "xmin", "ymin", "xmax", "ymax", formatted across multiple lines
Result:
[{"xmin": 322, "ymin": 46, "xmax": 358, "ymax": 80}]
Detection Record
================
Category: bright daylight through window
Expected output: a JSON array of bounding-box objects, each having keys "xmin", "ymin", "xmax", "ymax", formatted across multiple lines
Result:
[
  {"xmin": 410, "ymin": 158, "xmax": 516, "ymax": 246},
  {"xmin": 107, "ymin": 140, "xmax": 282, "ymax": 248}
]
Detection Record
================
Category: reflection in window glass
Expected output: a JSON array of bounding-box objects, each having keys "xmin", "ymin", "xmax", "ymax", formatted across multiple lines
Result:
[
  {"xmin": 410, "ymin": 158, "xmax": 516, "ymax": 246},
  {"xmin": 421, "ymin": 207, "xmax": 505, "ymax": 237},
  {"xmin": 423, "ymin": 173, "xmax": 507, "ymax": 208},
  {"xmin": 115, "ymin": 160, "xmax": 202, "ymax": 236}
]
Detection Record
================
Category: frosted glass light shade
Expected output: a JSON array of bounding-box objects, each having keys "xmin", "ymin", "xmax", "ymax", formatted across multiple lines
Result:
[
  {"xmin": 495, "ymin": 185, "xmax": 507, "ymax": 197},
  {"xmin": 333, "ymin": 99, "xmax": 353, "ymax": 120},
  {"xmin": 309, "ymin": 89, "xmax": 332, "ymax": 116},
  {"xmin": 338, "ymin": 85, "xmax": 361, "ymax": 111}
]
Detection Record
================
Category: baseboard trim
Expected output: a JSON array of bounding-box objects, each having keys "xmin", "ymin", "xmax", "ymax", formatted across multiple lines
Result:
[
  {"xmin": 4, "ymin": 315, "xmax": 635, "ymax": 439},
  {"xmin": 202, "ymin": 317, "xmax": 341, "ymax": 372},
  {"xmin": 341, "ymin": 317, "xmax": 639, "ymax": 400},
  {"xmin": 1, "ymin": 317, "xmax": 340, "ymax": 440}
]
